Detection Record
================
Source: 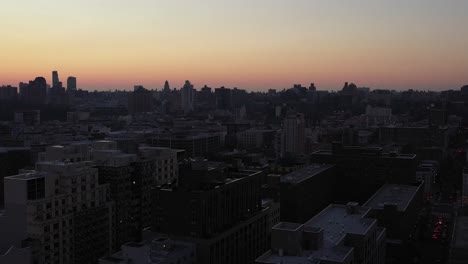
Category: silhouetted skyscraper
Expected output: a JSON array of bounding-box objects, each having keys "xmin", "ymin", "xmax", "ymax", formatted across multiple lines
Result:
[
  {"xmin": 181, "ymin": 80, "xmax": 194, "ymax": 113},
  {"xmin": 67, "ymin": 76, "xmax": 77, "ymax": 91},
  {"xmin": 164, "ymin": 80, "xmax": 170, "ymax": 92},
  {"xmin": 19, "ymin": 77, "xmax": 47, "ymax": 105},
  {"xmin": 52, "ymin": 71, "xmax": 59, "ymax": 88}
]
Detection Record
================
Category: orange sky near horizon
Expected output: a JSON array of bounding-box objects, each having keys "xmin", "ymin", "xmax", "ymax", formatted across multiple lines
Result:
[{"xmin": 1, "ymin": 0, "xmax": 467, "ymax": 91}]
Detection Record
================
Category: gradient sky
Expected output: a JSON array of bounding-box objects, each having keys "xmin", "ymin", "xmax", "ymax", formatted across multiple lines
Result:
[{"xmin": 1, "ymin": 0, "xmax": 467, "ymax": 91}]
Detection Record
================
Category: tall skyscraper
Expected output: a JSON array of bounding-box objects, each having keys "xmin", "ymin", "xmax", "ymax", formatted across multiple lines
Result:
[
  {"xmin": 67, "ymin": 76, "xmax": 77, "ymax": 91},
  {"xmin": 163, "ymin": 80, "xmax": 170, "ymax": 92},
  {"xmin": 181, "ymin": 80, "xmax": 194, "ymax": 113},
  {"xmin": 52, "ymin": 71, "xmax": 59, "ymax": 88}
]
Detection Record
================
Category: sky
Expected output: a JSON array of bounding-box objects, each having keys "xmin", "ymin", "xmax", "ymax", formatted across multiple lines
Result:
[{"xmin": 1, "ymin": 0, "xmax": 467, "ymax": 91}]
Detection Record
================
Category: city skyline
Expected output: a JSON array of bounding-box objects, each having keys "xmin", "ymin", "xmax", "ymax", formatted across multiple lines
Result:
[{"xmin": 2, "ymin": 0, "xmax": 468, "ymax": 91}]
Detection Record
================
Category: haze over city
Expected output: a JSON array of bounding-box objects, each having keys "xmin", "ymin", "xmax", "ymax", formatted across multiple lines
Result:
[{"xmin": 2, "ymin": 0, "xmax": 468, "ymax": 91}]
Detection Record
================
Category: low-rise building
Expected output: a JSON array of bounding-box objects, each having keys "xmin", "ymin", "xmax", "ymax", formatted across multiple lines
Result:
[{"xmin": 256, "ymin": 203, "xmax": 386, "ymax": 264}]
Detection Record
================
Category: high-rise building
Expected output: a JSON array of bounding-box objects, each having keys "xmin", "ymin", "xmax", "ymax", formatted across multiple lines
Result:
[
  {"xmin": 52, "ymin": 71, "xmax": 59, "ymax": 88},
  {"xmin": 93, "ymin": 148, "xmax": 139, "ymax": 251},
  {"xmin": 128, "ymin": 86, "xmax": 153, "ymax": 114},
  {"xmin": 214, "ymin": 86, "xmax": 232, "ymax": 110},
  {"xmin": 67, "ymin": 77, "xmax": 77, "ymax": 92},
  {"xmin": 152, "ymin": 161, "xmax": 270, "ymax": 264},
  {"xmin": 283, "ymin": 112, "xmax": 305, "ymax": 156},
  {"xmin": 0, "ymin": 85, "xmax": 18, "ymax": 102},
  {"xmin": 19, "ymin": 77, "xmax": 47, "ymax": 105},
  {"xmin": 2, "ymin": 161, "xmax": 114, "ymax": 264},
  {"xmin": 181, "ymin": 80, "xmax": 194, "ymax": 113}
]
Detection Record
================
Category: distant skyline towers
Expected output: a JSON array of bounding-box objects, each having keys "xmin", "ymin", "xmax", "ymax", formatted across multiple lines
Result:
[
  {"xmin": 181, "ymin": 80, "xmax": 194, "ymax": 113},
  {"xmin": 67, "ymin": 76, "xmax": 77, "ymax": 91},
  {"xmin": 52, "ymin": 70, "xmax": 59, "ymax": 88},
  {"xmin": 164, "ymin": 80, "xmax": 170, "ymax": 92}
]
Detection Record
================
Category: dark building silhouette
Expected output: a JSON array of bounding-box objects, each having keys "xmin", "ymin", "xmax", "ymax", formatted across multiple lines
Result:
[
  {"xmin": 308, "ymin": 83, "xmax": 316, "ymax": 91},
  {"xmin": 215, "ymin": 86, "xmax": 232, "ymax": 110},
  {"xmin": 181, "ymin": 80, "xmax": 195, "ymax": 113},
  {"xmin": 52, "ymin": 70, "xmax": 59, "ymax": 88},
  {"xmin": 0, "ymin": 85, "xmax": 18, "ymax": 102},
  {"xmin": 279, "ymin": 164, "xmax": 336, "ymax": 223},
  {"xmin": 164, "ymin": 80, "xmax": 170, "ymax": 92},
  {"xmin": 0, "ymin": 147, "xmax": 32, "ymax": 206},
  {"xmin": 364, "ymin": 183, "xmax": 423, "ymax": 263},
  {"xmin": 67, "ymin": 76, "xmax": 77, "ymax": 92},
  {"xmin": 14, "ymin": 110, "xmax": 40, "ymax": 125},
  {"xmin": 19, "ymin": 77, "xmax": 47, "ymax": 105},
  {"xmin": 128, "ymin": 86, "xmax": 153, "ymax": 114},
  {"xmin": 311, "ymin": 143, "xmax": 418, "ymax": 203},
  {"xmin": 152, "ymin": 161, "xmax": 269, "ymax": 264},
  {"xmin": 196, "ymin": 85, "xmax": 215, "ymax": 109}
]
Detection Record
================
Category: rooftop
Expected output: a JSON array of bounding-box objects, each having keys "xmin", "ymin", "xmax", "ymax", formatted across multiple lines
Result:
[
  {"xmin": 364, "ymin": 184, "xmax": 420, "ymax": 212},
  {"xmin": 5, "ymin": 171, "xmax": 45, "ymax": 181},
  {"xmin": 304, "ymin": 204, "xmax": 375, "ymax": 247},
  {"xmin": 281, "ymin": 164, "xmax": 334, "ymax": 184}
]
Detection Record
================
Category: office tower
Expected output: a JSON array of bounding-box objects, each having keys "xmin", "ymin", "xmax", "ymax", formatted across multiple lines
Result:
[
  {"xmin": 180, "ymin": 80, "xmax": 194, "ymax": 114},
  {"xmin": 52, "ymin": 71, "xmax": 59, "ymax": 88},
  {"xmin": 279, "ymin": 164, "xmax": 336, "ymax": 223},
  {"xmin": 67, "ymin": 77, "xmax": 77, "ymax": 92},
  {"xmin": 128, "ymin": 86, "xmax": 153, "ymax": 114},
  {"xmin": 283, "ymin": 112, "xmax": 305, "ymax": 156},
  {"xmin": 152, "ymin": 161, "xmax": 270, "ymax": 264},
  {"xmin": 214, "ymin": 86, "xmax": 232, "ymax": 110},
  {"xmin": 19, "ymin": 77, "xmax": 47, "ymax": 105},
  {"xmin": 256, "ymin": 203, "xmax": 386, "ymax": 264},
  {"xmin": 2, "ymin": 161, "xmax": 113, "ymax": 264}
]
